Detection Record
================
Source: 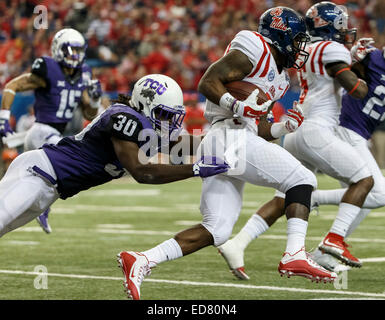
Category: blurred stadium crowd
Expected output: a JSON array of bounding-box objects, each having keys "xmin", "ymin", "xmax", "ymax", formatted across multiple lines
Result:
[
  {"xmin": 1, "ymin": 0, "xmax": 384, "ymax": 93},
  {"xmin": 0, "ymin": 0, "xmax": 385, "ymax": 172}
]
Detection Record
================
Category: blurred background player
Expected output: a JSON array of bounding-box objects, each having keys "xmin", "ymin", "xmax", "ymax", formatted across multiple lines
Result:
[
  {"xmin": 117, "ymin": 7, "xmax": 337, "ymax": 301},
  {"xmin": 218, "ymin": 1, "xmax": 374, "ymax": 279},
  {"xmin": 0, "ymin": 73, "xmax": 229, "ymax": 240},
  {"xmin": 0, "ymin": 28, "xmax": 102, "ymax": 234}
]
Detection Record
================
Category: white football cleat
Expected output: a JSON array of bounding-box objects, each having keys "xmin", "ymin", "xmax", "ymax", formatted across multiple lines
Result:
[
  {"xmin": 117, "ymin": 251, "xmax": 151, "ymax": 300},
  {"xmin": 218, "ymin": 239, "xmax": 249, "ymax": 280},
  {"xmin": 310, "ymin": 248, "xmax": 351, "ymax": 272},
  {"xmin": 278, "ymin": 247, "xmax": 337, "ymax": 283}
]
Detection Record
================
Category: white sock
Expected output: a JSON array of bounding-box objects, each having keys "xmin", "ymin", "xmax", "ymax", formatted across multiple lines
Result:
[
  {"xmin": 233, "ymin": 214, "xmax": 269, "ymax": 251},
  {"xmin": 142, "ymin": 238, "xmax": 183, "ymax": 268},
  {"xmin": 346, "ymin": 208, "xmax": 371, "ymax": 238},
  {"xmin": 285, "ymin": 218, "xmax": 308, "ymax": 254},
  {"xmin": 330, "ymin": 202, "xmax": 362, "ymax": 237},
  {"xmin": 312, "ymin": 189, "xmax": 346, "ymax": 206}
]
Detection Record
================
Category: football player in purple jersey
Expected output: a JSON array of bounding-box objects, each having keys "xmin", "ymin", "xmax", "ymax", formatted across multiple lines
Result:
[
  {"xmin": 0, "ymin": 73, "xmax": 229, "ymax": 241},
  {"xmin": 0, "ymin": 28, "xmax": 102, "ymax": 233}
]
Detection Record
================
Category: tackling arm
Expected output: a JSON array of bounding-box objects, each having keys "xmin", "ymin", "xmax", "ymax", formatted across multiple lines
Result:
[{"xmin": 111, "ymin": 137, "xmax": 228, "ymax": 184}]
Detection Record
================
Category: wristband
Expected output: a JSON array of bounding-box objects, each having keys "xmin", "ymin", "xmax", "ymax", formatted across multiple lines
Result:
[
  {"xmin": 219, "ymin": 92, "xmax": 238, "ymax": 112},
  {"xmin": 270, "ymin": 122, "xmax": 288, "ymax": 138},
  {"xmin": 348, "ymin": 79, "xmax": 362, "ymax": 95},
  {"xmin": 0, "ymin": 109, "xmax": 11, "ymax": 120}
]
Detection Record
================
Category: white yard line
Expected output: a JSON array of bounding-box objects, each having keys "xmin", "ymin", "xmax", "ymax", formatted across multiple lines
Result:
[{"xmin": 0, "ymin": 269, "xmax": 384, "ymax": 299}]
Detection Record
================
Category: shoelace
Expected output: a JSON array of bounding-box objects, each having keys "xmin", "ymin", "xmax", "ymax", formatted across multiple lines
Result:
[{"xmin": 305, "ymin": 251, "xmax": 329, "ymax": 271}]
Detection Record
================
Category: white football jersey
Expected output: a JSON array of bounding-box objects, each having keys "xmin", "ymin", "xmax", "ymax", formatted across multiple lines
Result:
[
  {"xmin": 297, "ymin": 40, "xmax": 352, "ymax": 127},
  {"xmin": 204, "ymin": 30, "xmax": 290, "ymax": 124}
]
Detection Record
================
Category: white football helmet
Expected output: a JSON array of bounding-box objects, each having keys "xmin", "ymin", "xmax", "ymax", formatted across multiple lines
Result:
[
  {"xmin": 131, "ymin": 74, "xmax": 185, "ymax": 138},
  {"xmin": 51, "ymin": 28, "xmax": 87, "ymax": 68}
]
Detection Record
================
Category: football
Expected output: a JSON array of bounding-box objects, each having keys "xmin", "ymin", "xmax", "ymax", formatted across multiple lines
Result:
[{"xmin": 224, "ymin": 80, "xmax": 269, "ymax": 104}]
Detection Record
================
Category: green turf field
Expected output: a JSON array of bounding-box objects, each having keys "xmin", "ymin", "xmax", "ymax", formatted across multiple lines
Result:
[{"xmin": 1, "ymin": 174, "xmax": 385, "ymax": 300}]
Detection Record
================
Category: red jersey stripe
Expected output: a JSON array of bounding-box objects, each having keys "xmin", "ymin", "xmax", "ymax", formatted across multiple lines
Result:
[
  {"xmin": 249, "ymin": 32, "xmax": 269, "ymax": 78},
  {"xmin": 298, "ymin": 70, "xmax": 308, "ymax": 104},
  {"xmin": 310, "ymin": 41, "xmax": 326, "ymax": 73},
  {"xmin": 317, "ymin": 41, "xmax": 332, "ymax": 75},
  {"xmin": 260, "ymin": 53, "xmax": 271, "ymax": 77}
]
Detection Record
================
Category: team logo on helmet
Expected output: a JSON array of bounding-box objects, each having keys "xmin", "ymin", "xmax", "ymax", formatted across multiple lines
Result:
[
  {"xmin": 308, "ymin": 7, "xmax": 329, "ymax": 28},
  {"xmin": 270, "ymin": 16, "xmax": 288, "ymax": 31},
  {"xmin": 269, "ymin": 8, "xmax": 288, "ymax": 31},
  {"xmin": 333, "ymin": 5, "xmax": 348, "ymax": 30},
  {"xmin": 270, "ymin": 7, "xmax": 283, "ymax": 16}
]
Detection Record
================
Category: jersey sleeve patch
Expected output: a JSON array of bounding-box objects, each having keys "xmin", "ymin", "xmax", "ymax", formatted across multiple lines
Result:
[
  {"xmin": 109, "ymin": 112, "xmax": 144, "ymax": 143},
  {"xmin": 322, "ymin": 42, "xmax": 352, "ymax": 66},
  {"xmin": 31, "ymin": 57, "xmax": 48, "ymax": 80}
]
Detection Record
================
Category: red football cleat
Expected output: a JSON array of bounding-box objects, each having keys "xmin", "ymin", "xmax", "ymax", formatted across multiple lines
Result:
[
  {"xmin": 319, "ymin": 232, "xmax": 362, "ymax": 268},
  {"xmin": 117, "ymin": 251, "xmax": 151, "ymax": 300},
  {"xmin": 278, "ymin": 247, "xmax": 337, "ymax": 283}
]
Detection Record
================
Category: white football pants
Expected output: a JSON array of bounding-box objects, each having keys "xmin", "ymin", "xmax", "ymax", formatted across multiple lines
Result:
[
  {"xmin": 283, "ymin": 120, "xmax": 372, "ymax": 184},
  {"xmin": 197, "ymin": 120, "xmax": 317, "ymax": 246},
  {"xmin": 0, "ymin": 149, "xmax": 59, "ymax": 237},
  {"xmin": 24, "ymin": 122, "xmax": 62, "ymax": 151}
]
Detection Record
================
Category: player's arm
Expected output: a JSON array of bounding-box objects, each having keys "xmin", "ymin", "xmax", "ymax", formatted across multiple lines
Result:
[
  {"xmin": 198, "ymin": 50, "xmax": 253, "ymax": 104},
  {"xmin": 259, "ymin": 104, "xmax": 305, "ymax": 140},
  {"xmin": 1, "ymin": 73, "xmax": 46, "ymax": 111},
  {"xmin": 0, "ymin": 72, "xmax": 45, "ymax": 136},
  {"xmin": 79, "ymin": 79, "xmax": 102, "ymax": 121},
  {"xmin": 326, "ymin": 62, "xmax": 368, "ymax": 99},
  {"xmin": 169, "ymin": 134, "xmax": 204, "ymax": 156},
  {"xmin": 198, "ymin": 50, "xmax": 270, "ymax": 118},
  {"xmin": 79, "ymin": 89, "xmax": 99, "ymax": 121},
  {"xmin": 111, "ymin": 137, "xmax": 228, "ymax": 184}
]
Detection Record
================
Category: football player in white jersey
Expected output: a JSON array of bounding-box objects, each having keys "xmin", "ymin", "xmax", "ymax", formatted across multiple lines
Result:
[
  {"xmin": 218, "ymin": 2, "xmax": 373, "ymax": 279},
  {"xmin": 117, "ymin": 7, "xmax": 337, "ymax": 300}
]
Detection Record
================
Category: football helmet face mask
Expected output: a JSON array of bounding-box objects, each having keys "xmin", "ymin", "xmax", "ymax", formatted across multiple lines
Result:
[
  {"xmin": 305, "ymin": 2, "xmax": 357, "ymax": 44},
  {"xmin": 131, "ymin": 74, "xmax": 185, "ymax": 139},
  {"xmin": 51, "ymin": 28, "xmax": 87, "ymax": 69},
  {"xmin": 258, "ymin": 7, "xmax": 310, "ymax": 69}
]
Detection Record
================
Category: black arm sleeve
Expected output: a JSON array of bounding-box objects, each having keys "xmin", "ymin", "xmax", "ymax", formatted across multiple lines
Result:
[{"xmin": 31, "ymin": 57, "xmax": 48, "ymax": 80}]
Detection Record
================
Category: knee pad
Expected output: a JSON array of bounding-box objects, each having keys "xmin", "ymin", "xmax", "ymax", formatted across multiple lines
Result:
[{"xmin": 284, "ymin": 184, "xmax": 313, "ymax": 211}]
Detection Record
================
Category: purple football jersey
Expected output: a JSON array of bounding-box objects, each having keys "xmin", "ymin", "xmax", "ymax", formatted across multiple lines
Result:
[
  {"xmin": 31, "ymin": 56, "xmax": 92, "ymax": 130},
  {"xmin": 42, "ymin": 104, "xmax": 158, "ymax": 199},
  {"xmin": 339, "ymin": 49, "xmax": 385, "ymax": 139}
]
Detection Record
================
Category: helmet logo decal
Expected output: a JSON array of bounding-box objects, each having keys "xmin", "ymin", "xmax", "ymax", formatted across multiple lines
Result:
[
  {"xmin": 269, "ymin": 8, "xmax": 287, "ymax": 31},
  {"xmin": 270, "ymin": 8, "xmax": 283, "ymax": 16},
  {"xmin": 140, "ymin": 77, "xmax": 168, "ymax": 96},
  {"xmin": 333, "ymin": 5, "xmax": 348, "ymax": 30},
  {"xmin": 308, "ymin": 7, "xmax": 329, "ymax": 28},
  {"xmin": 270, "ymin": 17, "xmax": 288, "ymax": 31},
  {"xmin": 140, "ymin": 87, "xmax": 156, "ymax": 104}
]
